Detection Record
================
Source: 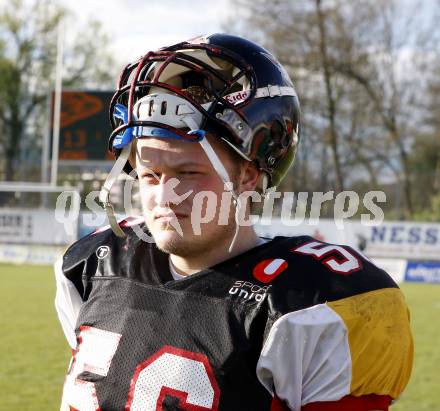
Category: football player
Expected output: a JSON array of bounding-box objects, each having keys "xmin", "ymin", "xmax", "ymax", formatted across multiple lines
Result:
[{"xmin": 55, "ymin": 33, "xmax": 413, "ymax": 411}]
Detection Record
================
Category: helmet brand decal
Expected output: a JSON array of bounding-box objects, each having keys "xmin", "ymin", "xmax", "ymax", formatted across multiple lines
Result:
[{"xmin": 224, "ymin": 90, "xmax": 250, "ymax": 105}]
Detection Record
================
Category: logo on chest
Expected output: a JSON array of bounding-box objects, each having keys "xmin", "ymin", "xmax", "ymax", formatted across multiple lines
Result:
[
  {"xmin": 228, "ymin": 280, "xmax": 270, "ymax": 303},
  {"xmin": 96, "ymin": 245, "xmax": 110, "ymax": 259},
  {"xmin": 252, "ymin": 258, "xmax": 288, "ymax": 283}
]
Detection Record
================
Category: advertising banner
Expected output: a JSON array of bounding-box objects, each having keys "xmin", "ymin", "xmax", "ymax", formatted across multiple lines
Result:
[
  {"xmin": 255, "ymin": 219, "xmax": 440, "ymax": 261},
  {"xmin": 0, "ymin": 209, "xmax": 76, "ymax": 245},
  {"xmin": 351, "ymin": 222, "xmax": 440, "ymax": 260},
  {"xmin": 405, "ymin": 261, "xmax": 440, "ymax": 283},
  {"xmin": 0, "ymin": 244, "xmax": 65, "ymax": 265}
]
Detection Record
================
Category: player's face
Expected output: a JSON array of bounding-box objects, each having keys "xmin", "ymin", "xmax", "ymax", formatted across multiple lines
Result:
[{"xmin": 135, "ymin": 136, "xmax": 240, "ymax": 258}]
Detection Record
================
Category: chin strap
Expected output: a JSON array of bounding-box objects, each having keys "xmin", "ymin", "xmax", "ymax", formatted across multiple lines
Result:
[
  {"xmin": 99, "ymin": 145, "xmax": 131, "ymax": 237},
  {"xmin": 183, "ymin": 116, "xmax": 242, "ymax": 253},
  {"xmin": 198, "ymin": 138, "xmax": 242, "ymax": 253}
]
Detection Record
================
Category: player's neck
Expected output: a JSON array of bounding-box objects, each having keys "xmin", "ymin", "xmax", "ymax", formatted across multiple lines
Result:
[{"xmin": 170, "ymin": 225, "xmax": 263, "ymax": 276}]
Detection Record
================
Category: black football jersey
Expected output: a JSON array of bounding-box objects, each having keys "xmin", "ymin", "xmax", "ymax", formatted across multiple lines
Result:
[{"xmin": 57, "ymin": 220, "xmax": 413, "ymax": 411}]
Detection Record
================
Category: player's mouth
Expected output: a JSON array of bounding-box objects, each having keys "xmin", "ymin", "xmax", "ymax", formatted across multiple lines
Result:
[{"xmin": 154, "ymin": 212, "xmax": 187, "ymax": 222}]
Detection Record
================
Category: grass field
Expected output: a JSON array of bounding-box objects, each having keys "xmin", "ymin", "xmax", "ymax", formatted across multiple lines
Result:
[{"xmin": 0, "ymin": 264, "xmax": 439, "ymax": 410}]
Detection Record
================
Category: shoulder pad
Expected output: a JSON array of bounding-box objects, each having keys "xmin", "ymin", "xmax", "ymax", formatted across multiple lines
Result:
[
  {"xmin": 253, "ymin": 236, "xmax": 397, "ymax": 309},
  {"xmin": 62, "ymin": 217, "xmax": 150, "ymax": 297}
]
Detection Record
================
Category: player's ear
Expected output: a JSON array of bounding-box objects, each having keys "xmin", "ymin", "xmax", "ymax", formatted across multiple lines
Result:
[{"xmin": 237, "ymin": 161, "xmax": 261, "ymax": 193}]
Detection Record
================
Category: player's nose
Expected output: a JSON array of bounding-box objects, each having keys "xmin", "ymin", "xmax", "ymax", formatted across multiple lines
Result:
[{"xmin": 153, "ymin": 175, "xmax": 192, "ymax": 207}]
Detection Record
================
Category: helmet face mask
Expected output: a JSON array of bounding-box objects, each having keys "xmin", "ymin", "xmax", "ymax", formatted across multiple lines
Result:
[{"xmin": 108, "ymin": 33, "xmax": 300, "ymax": 189}]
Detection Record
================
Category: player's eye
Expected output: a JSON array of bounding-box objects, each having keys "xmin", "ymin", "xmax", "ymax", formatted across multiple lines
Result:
[
  {"xmin": 179, "ymin": 171, "xmax": 202, "ymax": 176},
  {"xmin": 141, "ymin": 172, "xmax": 160, "ymax": 182}
]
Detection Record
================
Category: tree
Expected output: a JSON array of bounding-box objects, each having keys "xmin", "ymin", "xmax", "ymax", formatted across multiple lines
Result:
[
  {"xmin": 0, "ymin": 0, "xmax": 115, "ymax": 181},
  {"xmin": 329, "ymin": 0, "xmax": 433, "ymax": 218},
  {"xmin": 227, "ymin": 0, "xmax": 381, "ymax": 194},
  {"xmin": 228, "ymin": 0, "xmax": 440, "ymax": 219},
  {"xmin": 314, "ymin": 0, "xmax": 344, "ymax": 193}
]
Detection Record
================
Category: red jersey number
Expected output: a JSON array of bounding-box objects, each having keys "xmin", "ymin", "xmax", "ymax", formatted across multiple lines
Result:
[{"xmin": 62, "ymin": 327, "xmax": 219, "ymax": 411}]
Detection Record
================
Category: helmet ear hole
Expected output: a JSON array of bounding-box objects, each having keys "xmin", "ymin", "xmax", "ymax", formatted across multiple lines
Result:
[{"xmin": 270, "ymin": 120, "xmax": 285, "ymax": 146}]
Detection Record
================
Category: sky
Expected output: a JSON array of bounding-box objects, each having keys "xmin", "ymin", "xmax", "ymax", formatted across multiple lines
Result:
[{"xmin": 62, "ymin": 0, "xmax": 231, "ymax": 63}]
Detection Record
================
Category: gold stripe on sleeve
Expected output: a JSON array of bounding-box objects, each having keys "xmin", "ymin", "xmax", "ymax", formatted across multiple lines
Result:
[{"xmin": 327, "ymin": 288, "xmax": 413, "ymax": 399}]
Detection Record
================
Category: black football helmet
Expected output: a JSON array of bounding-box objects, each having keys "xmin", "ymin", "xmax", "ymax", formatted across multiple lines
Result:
[{"xmin": 108, "ymin": 33, "xmax": 300, "ymax": 189}]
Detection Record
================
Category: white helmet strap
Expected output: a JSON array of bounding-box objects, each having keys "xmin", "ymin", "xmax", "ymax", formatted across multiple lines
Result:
[
  {"xmin": 99, "ymin": 145, "xmax": 131, "ymax": 237},
  {"xmin": 180, "ymin": 116, "xmax": 242, "ymax": 253}
]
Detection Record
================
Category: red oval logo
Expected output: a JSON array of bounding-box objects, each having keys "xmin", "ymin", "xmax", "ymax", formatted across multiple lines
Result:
[{"xmin": 253, "ymin": 258, "xmax": 288, "ymax": 283}]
